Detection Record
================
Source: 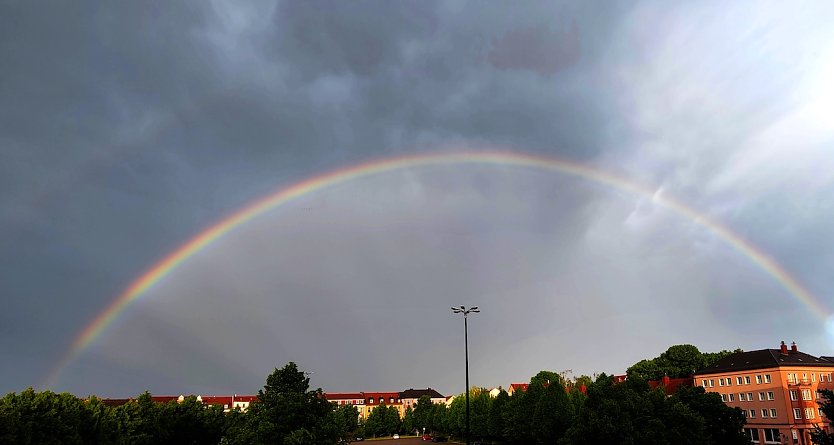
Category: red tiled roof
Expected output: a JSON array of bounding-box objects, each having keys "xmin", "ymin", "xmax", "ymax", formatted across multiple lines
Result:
[
  {"xmin": 364, "ymin": 392, "xmax": 401, "ymax": 405},
  {"xmin": 508, "ymin": 383, "xmax": 528, "ymax": 392},
  {"xmin": 324, "ymin": 392, "xmax": 365, "ymax": 400},
  {"xmin": 201, "ymin": 396, "xmax": 232, "ymax": 406},
  {"xmin": 648, "ymin": 376, "xmax": 692, "ymax": 395}
]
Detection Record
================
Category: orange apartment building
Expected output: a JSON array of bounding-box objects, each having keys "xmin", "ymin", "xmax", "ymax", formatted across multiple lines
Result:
[{"xmin": 694, "ymin": 341, "xmax": 834, "ymax": 445}]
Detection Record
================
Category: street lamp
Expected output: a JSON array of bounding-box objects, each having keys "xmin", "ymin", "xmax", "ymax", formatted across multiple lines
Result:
[{"xmin": 451, "ymin": 305, "xmax": 479, "ymax": 445}]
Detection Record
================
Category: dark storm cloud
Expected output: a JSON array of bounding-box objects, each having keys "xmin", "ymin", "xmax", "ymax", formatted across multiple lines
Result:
[{"xmin": 2, "ymin": 0, "xmax": 833, "ymax": 396}]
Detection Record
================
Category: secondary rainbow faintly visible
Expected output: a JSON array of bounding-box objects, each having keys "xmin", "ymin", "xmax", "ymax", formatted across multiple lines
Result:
[{"xmin": 42, "ymin": 150, "xmax": 829, "ymax": 387}]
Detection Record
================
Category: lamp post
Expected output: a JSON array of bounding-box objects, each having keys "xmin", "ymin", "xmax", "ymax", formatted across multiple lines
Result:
[{"xmin": 451, "ymin": 305, "xmax": 479, "ymax": 445}]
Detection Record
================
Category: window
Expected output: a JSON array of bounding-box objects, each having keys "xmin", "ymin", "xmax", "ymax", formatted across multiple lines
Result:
[
  {"xmin": 749, "ymin": 409, "xmax": 756, "ymax": 418},
  {"xmin": 721, "ymin": 393, "xmax": 727, "ymax": 402},
  {"xmin": 719, "ymin": 378, "xmax": 724, "ymax": 387},
  {"xmin": 794, "ymin": 408, "xmax": 802, "ymax": 420},
  {"xmin": 812, "ymin": 373, "xmax": 816, "ymax": 382},
  {"xmin": 790, "ymin": 390, "xmax": 798, "ymax": 401},
  {"xmin": 788, "ymin": 373, "xmax": 798, "ymax": 384},
  {"xmin": 745, "ymin": 376, "xmax": 751, "ymax": 384},
  {"xmin": 709, "ymin": 379, "xmax": 714, "ymax": 387},
  {"xmin": 764, "ymin": 374, "xmax": 771, "ymax": 383},
  {"xmin": 771, "ymin": 409, "xmax": 777, "ymax": 418},
  {"xmin": 756, "ymin": 375, "xmax": 762, "ymax": 384},
  {"xmin": 729, "ymin": 393, "xmax": 735, "ymax": 402},
  {"xmin": 764, "ymin": 428, "xmax": 780, "ymax": 443},
  {"xmin": 737, "ymin": 376, "xmax": 743, "ymax": 385},
  {"xmin": 389, "ymin": 397, "xmax": 394, "ymax": 403},
  {"xmin": 762, "ymin": 409, "xmax": 769, "ymax": 418},
  {"xmin": 767, "ymin": 391, "xmax": 775, "ymax": 400},
  {"xmin": 702, "ymin": 379, "xmax": 707, "ymax": 388},
  {"xmin": 739, "ymin": 393, "xmax": 747, "ymax": 401},
  {"xmin": 805, "ymin": 408, "xmax": 815, "ymax": 419},
  {"xmin": 759, "ymin": 392, "xmax": 765, "ymax": 401},
  {"xmin": 745, "ymin": 428, "xmax": 760, "ymax": 442},
  {"xmin": 748, "ymin": 392, "xmax": 753, "ymax": 402},
  {"xmin": 726, "ymin": 377, "xmax": 732, "ymax": 386},
  {"xmin": 802, "ymin": 389, "xmax": 812, "ymax": 401}
]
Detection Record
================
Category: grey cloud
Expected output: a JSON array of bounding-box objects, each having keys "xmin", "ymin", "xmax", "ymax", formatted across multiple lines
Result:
[{"xmin": 2, "ymin": 0, "xmax": 833, "ymax": 396}]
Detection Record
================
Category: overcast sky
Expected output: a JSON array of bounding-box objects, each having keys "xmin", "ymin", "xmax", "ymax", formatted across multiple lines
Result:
[{"xmin": 2, "ymin": 1, "xmax": 834, "ymax": 397}]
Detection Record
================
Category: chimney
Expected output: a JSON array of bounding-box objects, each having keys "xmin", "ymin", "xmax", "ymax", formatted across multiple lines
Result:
[
  {"xmin": 791, "ymin": 341, "xmax": 798, "ymax": 353},
  {"xmin": 780, "ymin": 341, "xmax": 788, "ymax": 354}
]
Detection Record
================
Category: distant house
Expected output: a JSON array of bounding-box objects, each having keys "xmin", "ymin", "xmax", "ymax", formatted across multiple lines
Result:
[
  {"xmin": 361, "ymin": 391, "xmax": 403, "ymax": 419},
  {"xmin": 507, "ymin": 383, "xmax": 528, "ymax": 396},
  {"xmin": 647, "ymin": 375, "xmax": 692, "ymax": 396},
  {"xmin": 399, "ymin": 388, "xmax": 446, "ymax": 411},
  {"xmin": 95, "ymin": 394, "xmax": 258, "ymax": 412}
]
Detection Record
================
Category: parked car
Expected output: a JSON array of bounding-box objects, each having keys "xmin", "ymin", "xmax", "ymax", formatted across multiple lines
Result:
[
  {"xmin": 422, "ymin": 434, "xmax": 432, "ymax": 441},
  {"xmin": 353, "ymin": 437, "xmax": 364, "ymax": 442},
  {"xmin": 431, "ymin": 436, "xmax": 447, "ymax": 442},
  {"xmin": 393, "ymin": 435, "xmax": 399, "ymax": 439}
]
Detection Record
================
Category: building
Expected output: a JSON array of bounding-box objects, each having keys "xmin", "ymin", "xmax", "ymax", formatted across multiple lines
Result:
[
  {"xmin": 648, "ymin": 375, "xmax": 692, "ymax": 396},
  {"xmin": 694, "ymin": 341, "xmax": 834, "ymax": 445},
  {"xmin": 507, "ymin": 383, "xmax": 528, "ymax": 396},
  {"xmin": 97, "ymin": 394, "xmax": 258, "ymax": 413},
  {"xmin": 360, "ymin": 392, "xmax": 403, "ymax": 419},
  {"xmin": 399, "ymin": 388, "xmax": 446, "ymax": 411}
]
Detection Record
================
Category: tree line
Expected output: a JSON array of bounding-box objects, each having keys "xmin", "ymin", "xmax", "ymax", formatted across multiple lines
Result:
[{"xmin": 6, "ymin": 344, "xmax": 824, "ymax": 444}]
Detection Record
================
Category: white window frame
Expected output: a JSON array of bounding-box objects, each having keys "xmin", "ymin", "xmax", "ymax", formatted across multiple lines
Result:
[
  {"xmin": 745, "ymin": 376, "xmax": 751, "ymax": 384},
  {"xmin": 790, "ymin": 390, "xmax": 798, "ymax": 401},
  {"xmin": 764, "ymin": 428, "xmax": 779, "ymax": 443},
  {"xmin": 771, "ymin": 409, "xmax": 777, "ymax": 418},
  {"xmin": 729, "ymin": 393, "xmax": 735, "ymax": 402},
  {"xmin": 737, "ymin": 376, "xmax": 743, "ymax": 385},
  {"xmin": 764, "ymin": 374, "xmax": 771, "ymax": 383},
  {"xmin": 767, "ymin": 391, "xmax": 775, "ymax": 400},
  {"xmin": 748, "ymin": 392, "xmax": 753, "ymax": 401},
  {"xmin": 805, "ymin": 407, "xmax": 815, "ymax": 419},
  {"xmin": 749, "ymin": 409, "xmax": 756, "ymax": 418},
  {"xmin": 759, "ymin": 392, "xmax": 765, "ymax": 401},
  {"xmin": 740, "ymin": 393, "xmax": 747, "ymax": 401},
  {"xmin": 756, "ymin": 375, "xmax": 762, "ymax": 384},
  {"xmin": 794, "ymin": 408, "xmax": 802, "ymax": 420}
]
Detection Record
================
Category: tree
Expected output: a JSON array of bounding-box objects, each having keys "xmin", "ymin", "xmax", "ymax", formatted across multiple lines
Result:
[
  {"xmin": 532, "ymin": 377, "xmax": 574, "ymax": 443},
  {"xmin": 412, "ymin": 395, "xmax": 433, "ymax": 432},
  {"xmin": 331, "ymin": 403, "xmax": 359, "ymax": 440},
  {"xmin": 401, "ymin": 407, "xmax": 414, "ymax": 435},
  {"xmin": 364, "ymin": 402, "xmax": 399, "ymax": 437},
  {"xmin": 487, "ymin": 389, "xmax": 508, "ymax": 441},
  {"xmin": 811, "ymin": 390, "xmax": 834, "ymax": 445},
  {"xmin": 671, "ymin": 385, "xmax": 747, "ymax": 445},
  {"xmin": 246, "ymin": 362, "xmax": 336, "ymax": 445}
]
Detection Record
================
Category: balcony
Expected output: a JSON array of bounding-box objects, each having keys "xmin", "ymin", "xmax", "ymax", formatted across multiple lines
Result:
[{"xmin": 787, "ymin": 378, "xmax": 812, "ymax": 386}]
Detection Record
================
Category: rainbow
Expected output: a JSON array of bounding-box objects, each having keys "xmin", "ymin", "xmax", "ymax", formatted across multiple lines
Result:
[{"xmin": 43, "ymin": 150, "xmax": 829, "ymax": 387}]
